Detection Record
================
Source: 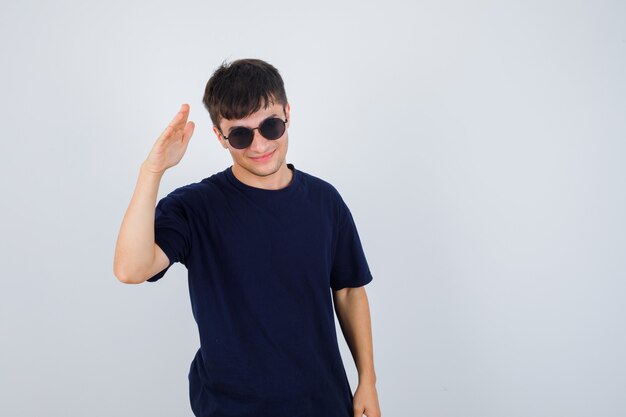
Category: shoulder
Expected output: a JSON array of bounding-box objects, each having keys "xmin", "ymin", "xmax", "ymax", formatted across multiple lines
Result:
[
  {"xmin": 295, "ymin": 167, "xmax": 349, "ymax": 226},
  {"xmin": 159, "ymin": 169, "xmax": 228, "ymax": 208},
  {"xmin": 296, "ymin": 167, "xmax": 344, "ymax": 201}
]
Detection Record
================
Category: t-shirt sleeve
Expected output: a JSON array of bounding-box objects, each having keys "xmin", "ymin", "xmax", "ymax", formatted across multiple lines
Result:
[
  {"xmin": 330, "ymin": 197, "xmax": 373, "ymax": 291},
  {"xmin": 147, "ymin": 193, "xmax": 192, "ymax": 282}
]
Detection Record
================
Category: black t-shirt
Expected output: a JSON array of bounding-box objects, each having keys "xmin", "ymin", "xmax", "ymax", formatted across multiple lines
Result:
[{"xmin": 148, "ymin": 163, "xmax": 373, "ymax": 417}]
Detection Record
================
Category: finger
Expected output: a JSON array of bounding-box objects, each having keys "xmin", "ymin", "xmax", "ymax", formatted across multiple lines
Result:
[
  {"xmin": 182, "ymin": 121, "xmax": 195, "ymax": 144},
  {"xmin": 157, "ymin": 124, "xmax": 175, "ymax": 143},
  {"xmin": 158, "ymin": 105, "xmax": 190, "ymax": 141},
  {"xmin": 166, "ymin": 103, "xmax": 191, "ymax": 131}
]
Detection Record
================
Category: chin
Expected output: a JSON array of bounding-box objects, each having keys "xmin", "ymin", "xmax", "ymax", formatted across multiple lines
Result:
[
  {"xmin": 237, "ymin": 160, "xmax": 276, "ymax": 177},
  {"xmin": 255, "ymin": 163, "xmax": 282, "ymax": 177}
]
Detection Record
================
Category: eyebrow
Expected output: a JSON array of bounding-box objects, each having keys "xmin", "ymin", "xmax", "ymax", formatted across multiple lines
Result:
[{"xmin": 228, "ymin": 114, "xmax": 279, "ymax": 133}]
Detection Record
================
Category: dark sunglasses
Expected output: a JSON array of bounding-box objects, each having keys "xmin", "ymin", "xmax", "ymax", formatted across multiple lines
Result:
[{"xmin": 219, "ymin": 116, "xmax": 288, "ymax": 149}]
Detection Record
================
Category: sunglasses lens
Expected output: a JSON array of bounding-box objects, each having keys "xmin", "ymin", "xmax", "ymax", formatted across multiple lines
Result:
[
  {"xmin": 228, "ymin": 128, "xmax": 253, "ymax": 149},
  {"xmin": 225, "ymin": 118, "xmax": 286, "ymax": 149},
  {"xmin": 260, "ymin": 118, "xmax": 286, "ymax": 140}
]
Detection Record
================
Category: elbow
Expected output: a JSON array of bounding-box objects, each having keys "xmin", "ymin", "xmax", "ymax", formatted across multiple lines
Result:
[
  {"xmin": 113, "ymin": 248, "xmax": 152, "ymax": 284},
  {"xmin": 113, "ymin": 266, "xmax": 134, "ymax": 284},
  {"xmin": 113, "ymin": 261, "xmax": 146, "ymax": 285}
]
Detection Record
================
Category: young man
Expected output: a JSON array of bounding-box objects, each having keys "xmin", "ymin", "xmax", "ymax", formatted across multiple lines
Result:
[{"xmin": 113, "ymin": 59, "xmax": 381, "ymax": 417}]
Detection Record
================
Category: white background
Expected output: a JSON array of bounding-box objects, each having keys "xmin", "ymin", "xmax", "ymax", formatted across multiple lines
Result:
[{"xmin": 1, "ymin": 1, "xmax": 625, "ymax": 416}]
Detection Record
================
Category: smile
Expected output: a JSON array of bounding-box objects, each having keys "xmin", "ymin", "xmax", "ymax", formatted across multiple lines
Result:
[{"xmin": 250, "ymin": 150, "xmax": 275, "ymax": 162}]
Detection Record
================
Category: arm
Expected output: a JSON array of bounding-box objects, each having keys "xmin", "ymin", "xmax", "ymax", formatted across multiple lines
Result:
[
  {"xmin": 113, "ymin": 163, "xmax": 169, "ymax": 284},
  {"xmin": 333, "ymin": 286, "xmax": 381, "ymax": 417},
  {"xmin": 113, "ymin": 104, "xmax": 195, "ymax": 284}
]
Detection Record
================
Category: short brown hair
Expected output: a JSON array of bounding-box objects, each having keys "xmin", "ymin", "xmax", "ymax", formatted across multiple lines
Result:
[{"xmin": 202, "ymin": 58, "xmax": 288, "ymax": 131}]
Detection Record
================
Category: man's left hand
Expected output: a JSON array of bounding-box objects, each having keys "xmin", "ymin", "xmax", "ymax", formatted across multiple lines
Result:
[{"xmin": 353, "ymin": 381, "xmax": 381, "ymax": 417}]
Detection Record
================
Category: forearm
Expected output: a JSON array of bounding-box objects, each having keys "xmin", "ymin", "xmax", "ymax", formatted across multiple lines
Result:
[
  {"xmin": 113, "ymin": 161, "xmax": 163, "ymax": 281},
  {"xmin": 333, "ymin": 286, "xmax": 377, "ymax": 385}
]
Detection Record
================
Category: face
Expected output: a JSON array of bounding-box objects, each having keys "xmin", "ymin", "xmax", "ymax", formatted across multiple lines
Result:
[{"xmin": 213, "ymin": 101, "xmax": 291, "ymax": 184}]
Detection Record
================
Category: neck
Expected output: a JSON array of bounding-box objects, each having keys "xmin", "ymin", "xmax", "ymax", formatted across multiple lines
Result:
[{"xmin": 231, "ymin": 162, "xmax": 293, "ymax": 190}]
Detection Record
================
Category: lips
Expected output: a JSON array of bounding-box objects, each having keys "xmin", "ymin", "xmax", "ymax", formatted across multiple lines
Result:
[{"xmin": 250, "ymin": 150, "xmax": 275, "ymax": 161}]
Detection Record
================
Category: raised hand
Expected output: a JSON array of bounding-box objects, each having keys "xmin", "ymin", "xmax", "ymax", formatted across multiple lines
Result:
[{"xmin": 144, "ymin": 104, "xmax": 196, "ymax": 174}]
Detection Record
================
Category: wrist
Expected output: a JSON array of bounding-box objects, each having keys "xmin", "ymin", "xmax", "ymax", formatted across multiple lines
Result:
[
  {"xmin": 358, "ymin": 373, "xmax": 377, "ymax": 386},
  {"xmin": 141, "ymin": 160, "xmax": 166, "ymax": 178}
]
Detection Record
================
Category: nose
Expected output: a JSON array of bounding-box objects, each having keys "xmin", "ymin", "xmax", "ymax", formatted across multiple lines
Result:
[{"xmin": 248, "ymin": 129, "xmax": 272, "ymax": 153}]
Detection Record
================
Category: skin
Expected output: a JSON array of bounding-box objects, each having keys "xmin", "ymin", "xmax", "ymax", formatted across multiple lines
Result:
[
  {"xmin": 114, "ymin": 103, "xmax": 381, "ymax": 416},
  {"xmin": 334, "ymin": 287, "xmax": 382, "ymax": 417}
]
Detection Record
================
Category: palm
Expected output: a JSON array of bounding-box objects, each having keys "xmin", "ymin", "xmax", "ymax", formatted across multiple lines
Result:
[{"xmin": 145, "ymin": 104, "xmax": 195, "ymax": 174}]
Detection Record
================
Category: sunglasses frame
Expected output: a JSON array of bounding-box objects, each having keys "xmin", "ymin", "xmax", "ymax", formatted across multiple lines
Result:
[{"xmin": 218, "ymin": 115, "xmax": 289, "ymax": 149}]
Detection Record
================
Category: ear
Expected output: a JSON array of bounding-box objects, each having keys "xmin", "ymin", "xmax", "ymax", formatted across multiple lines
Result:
[
  {"xmin": 284, "ymin": 102, "xmax": 291, "ymax": 127},
  {"xmin": 212, "ymin": 125, "xmax": 229, "ymax": 150}
]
